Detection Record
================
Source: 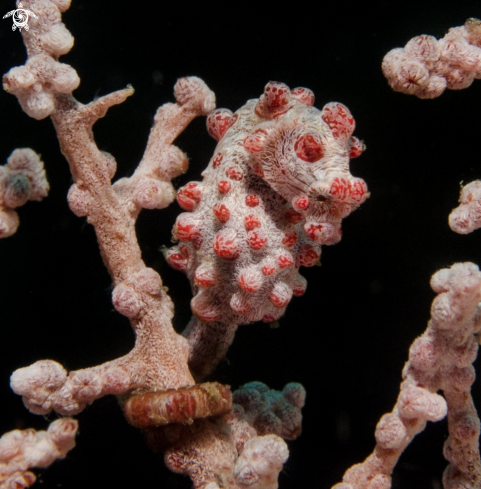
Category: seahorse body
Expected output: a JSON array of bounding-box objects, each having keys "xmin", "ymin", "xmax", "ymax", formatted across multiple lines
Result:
[{"xmin": 167, "ymin": 82, "xmax": 368, "ymax": 326}]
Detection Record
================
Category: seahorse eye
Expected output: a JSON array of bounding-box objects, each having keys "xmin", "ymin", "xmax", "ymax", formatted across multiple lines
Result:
[{"xmin": 294, "ymin": 134, "xmax": 324, "ymax": 163}]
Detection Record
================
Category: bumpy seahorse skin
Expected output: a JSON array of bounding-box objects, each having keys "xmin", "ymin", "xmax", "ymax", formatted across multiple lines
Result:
[{"xmin": 166, "ymin": 82, "xmax": 368, "ymax": 325}]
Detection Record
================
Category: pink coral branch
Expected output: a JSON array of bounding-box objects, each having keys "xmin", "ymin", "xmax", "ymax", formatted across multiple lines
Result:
[
  {"xmin": 0, "ymin": 418, "xmax": 77, "ymax": 489},
  {"xmin": 334, "ymin": 262, "xmax": 481, "ymax": 489},
  {"xmin": 382, "ymin": 18, "xmax": 481, "ymax": 99},
  {"xmin": 449, "ymin": 180, "xmax": 481, "ymax": 234},
  {"xmin": 4, "ymin": 0, "xmax": 218, "ymax": 415}
]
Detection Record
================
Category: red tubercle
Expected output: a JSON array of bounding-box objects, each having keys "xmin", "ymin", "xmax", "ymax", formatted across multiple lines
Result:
[
  {"xmin": 244, "ymin": 214, "xmax": 261, "ymax": 231},
  {"xmin": 349, "ymin": 178, "xmax": 369, "ymax": 203},
  {"xmin": 244, "ymin": 129, "xmax": 268, "ymax": 154},
  {"xmin": 194, "ymin": 265, "xmax": 218, "ymax": 287},
  {"xmin": 245, "ymin": 194, "xmax": 260, "ymax": 207},
  {"xmin": 349, "ymin": 137, "xmax": 365, "ymax": 158},
  {"xmin": 166, "ymin": 248, "xmax": 188, "ymax": 273},
  {"xmin": 278, "ymin": 252, "xmax": 293, "ymax": 269},
  {"xmin": 213, "ymin": 203, "xmax": 230, "ymax": 223},
  {"xmin": 304, "ymin": 223, "xmax": 323, "ymax": 242},
  {"xmin": 262, "ymin": 312, "xmax": 281, "ymax": 323},
  {"xmin": 329, "ymin": 177, "xmax": 350, "ymax": 200},
  {"xmin": 252, "ymin": 162, "xmax": 264, "ymax": 177},
  {"xmin": 262, "ymin": 264, "xmax": 276, "ymax": 276},
  {"xmin": 292, "ymin": 287, "xmax": 306, "ymax": 297},
  {"xmin": 297, "ymin": 243, "xmax": 320, "ymax": 267},
  {"xmin": 218, "ymin": 180, "xmax": 231, "ymax": 194},
  {"xmin": 207, "ymin": 109, "xmax": 237, "ymax": 141},
  {"xmin": 177, "ymin": 182, "xmax": 202, "ymax": 211},
  {"xmin": 238, "ymin": 269, "xmax": 263, "ymax": 293},
  {"xmin": 177, "ymin": 193, "xmax": 196, "ymax": 211},
  {"xmin": 255, "ymin": 82, "xmax": 294, "ymax": 119},
  {"xmin": 182, "ymin": 182, "xmax": 201, "ymax": 200},
  {"xmin": 326, "ymin": 176, "xmax": 368, "ymax": 204},
  {"xmin": 178, "ymin": 244, "xmax": 191, "ymax": 257},
  {"xmin": 269, "ymin": 283, "xmax": 292, "ymax": 308},
  {"xmin": 264, "ymin": 82, "xmax": 290, "ymax": 108},
  {"xmin": 321, "ymin": 102, "xmax": 355, "ymax": 141},
  {"xmin": 294, "ymin": 134, "xmax": 324, "ymax": 162},
  {"xmin": 175, "ymin": 215, "xmax": 202, "ymax": 242},
  {"xmin": 269, "ymin": 293, "xmax": 289, "ymax": 308},
  {"xmin": 282, "ymin": 232, "xmax": 298, "ymax": 248},
  {"xmin": 284, "ymin": 209, "xmax": 303, "ymax": 224},
  {"xmin": 293, "ymin": 196, "xmax": 309, "ymax": 211},
  {"xmin": 291, "ymin": 87, "xmax": 315, "ymax": 106},
  {"xmin": 292, "ymin": 275, "xmax": 307, "ymax": 296},
  {"xmin": 247, "ymin": 230, "xmax": 267, "ymax": 250},
  {"xmin": 213, "ymin": 153, "xmax": 223, "ymax": 169},
  {"xmin": 230, "ymin": 293, "xmax": 251, "ymax": 314},
  {"xmin": 191, "ymin": 292, "xmax": 222, "ymax": 322},
  {"xmin": 226, "ymin": 167, "xmax": 243, "ymax": 181},
  {"xmin": 214, "ymin": 229, "xmax": 239, "ymax": 260}
]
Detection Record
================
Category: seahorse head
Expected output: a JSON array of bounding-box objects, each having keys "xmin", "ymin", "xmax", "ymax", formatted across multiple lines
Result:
[{"xmin": 243, "ymin": 82, "xmax": 369, "ymax": 245}]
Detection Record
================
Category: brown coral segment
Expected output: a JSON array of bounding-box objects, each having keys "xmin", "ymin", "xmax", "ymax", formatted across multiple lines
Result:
[{"xmin": 123, "ymin": 382, "xmax": 233, "ymax": 428}]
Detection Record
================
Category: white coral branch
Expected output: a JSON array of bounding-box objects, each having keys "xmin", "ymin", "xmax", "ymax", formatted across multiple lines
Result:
[{"xmin": 0, "ymin": 418, "xmax": 78, "ymax": 489}]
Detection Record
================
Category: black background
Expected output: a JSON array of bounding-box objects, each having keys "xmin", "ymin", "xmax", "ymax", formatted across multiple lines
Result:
[{"xmin": 1, "ymin": 1, "xmax": 481, "ymax": 488}]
